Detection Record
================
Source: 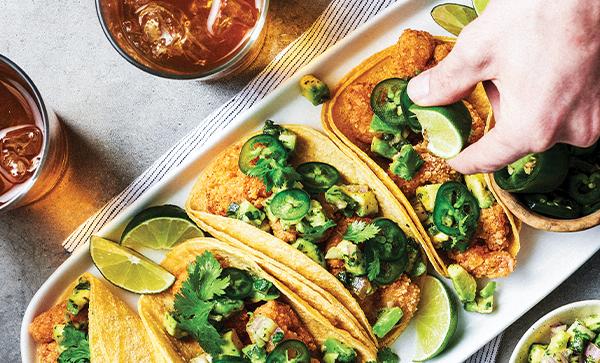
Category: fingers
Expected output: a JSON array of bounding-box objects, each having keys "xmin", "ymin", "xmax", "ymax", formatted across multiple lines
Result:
[
  {"xmin": 407, "ymin": 21, "xmax": 494, "ymax": 106},
  {"xmin": 448, "ymin": 127, "xmax": 529, "ymax": 174}
]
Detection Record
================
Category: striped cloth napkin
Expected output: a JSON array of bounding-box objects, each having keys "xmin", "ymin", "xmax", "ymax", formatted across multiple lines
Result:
[{"xmin": 63, "ymin": 0, "xmax": 503, "ymax": 361}]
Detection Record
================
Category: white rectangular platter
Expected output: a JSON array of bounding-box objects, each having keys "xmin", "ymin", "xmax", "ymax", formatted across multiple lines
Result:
[{"xmin": 21, "ymin": 0, "xmax": 600, "ymax": 362}]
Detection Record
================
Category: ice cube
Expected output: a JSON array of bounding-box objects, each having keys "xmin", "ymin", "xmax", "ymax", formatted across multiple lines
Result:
[
  {"xmin": 209, "ymin": 0, "xmax": 258, "ymax": 37},
  {"xmin": 136, "ymin": 1, "xmax": 192, "ymax": 58},
  {"xmin": 0, "ymin": 125, "xmax": 42, "ymax": 184}
]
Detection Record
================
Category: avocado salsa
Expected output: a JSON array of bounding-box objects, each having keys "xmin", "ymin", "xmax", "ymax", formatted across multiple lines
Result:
[
  {"xmin": 163, "ymin": 250, "xmax": 359, "ymax": 363},
  {"xmin": 494, "ymin": 142, "xmax": 600, "ymax": 219},
  {"xmin": 228, "ymin": 121, "xmax": 425, "ymax": 340}
]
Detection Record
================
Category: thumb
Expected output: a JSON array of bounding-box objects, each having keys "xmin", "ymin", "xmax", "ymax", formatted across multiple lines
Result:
[
  {"xmin": 448, "ymin": 126, "xmax": 528, "ymax": 174},
  {"xmin": 407, "ymin": 23, "xmax": 493, "ymax": 106}
]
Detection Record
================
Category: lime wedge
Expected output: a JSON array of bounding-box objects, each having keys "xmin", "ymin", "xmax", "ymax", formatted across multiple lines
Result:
[
  {"xmin": 431, "ymin": 4, "xmax": 478, "ymax": 36},
  {"xmin": 413, "ymin": 275, "xmax": 458, "ymax": 361},
  {"xmin": 121, "ymin": 204, "xmax": 203, "ymax": 250},
  {"xmin": 409, "ymin": 103, "xmax": 472, "ymax": 159},
  {"xmin": 90, "ymin": 236, "xmax": 175, "ymax": 294},
  {"xmin": 472, "ymin": 0, "xmax": 489, "ymax": 15}
]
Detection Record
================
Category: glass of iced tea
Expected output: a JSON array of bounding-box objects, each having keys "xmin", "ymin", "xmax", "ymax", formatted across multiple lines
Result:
[
  {"xmin": 0, "ymin": 55, "xmax": 68, "ymax": 212},
  {"xmin": 96, "ymin": 0, "xmax": 269, "ymax": 79}
]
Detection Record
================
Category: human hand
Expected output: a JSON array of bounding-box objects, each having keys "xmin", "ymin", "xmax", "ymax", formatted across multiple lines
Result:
[{"xmin": 407, "ymin": 0, "xmax": 600, "ymax": 174}]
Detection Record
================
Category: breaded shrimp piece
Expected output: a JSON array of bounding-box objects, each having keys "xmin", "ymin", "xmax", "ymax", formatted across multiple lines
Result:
[
  {"xmin": 37, "ymin": 342, "xmax": 60, "ymax": 363},
  {"xmin": 378, "ymin": 274, "xmax": 420, "ymax": 324},
  {"xmin": 449, "ymin": 244, "xmax": 516, "ymax": 278},
  {"xmin": 473, "ymin": 204, "xmax": 511, "ymax": 251},
  {"xmin": 29, "ymin": 302, "xmax": 67, "ymax": 344},
  {"xmin": 433, "ymin": 42, "xmax": 454, "ymax": 64},
  {"xmin": 269, "ymin": 220, "xmax": 298, "ymax": 243},
  {"xmin": 252, "ymin": 301, "xmax": 317, "ymax": 352},
  {"xmin": 466, "ymin": 101, "xmax": 486, "ymax": 144},
  {"xmin": 392, "ymin": 29, "xmax": 437, "ymax": 78},
  {"xmin": 333, "ymin": 81, "xmax": 376, "ymax": 148}
]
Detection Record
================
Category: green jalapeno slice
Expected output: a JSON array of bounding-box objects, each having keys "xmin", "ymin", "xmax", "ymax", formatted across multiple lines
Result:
[
  {"xmin": 433, "ymin": 181, "xmax": 480, "ymax": 239},
  {"xmin": 270, "ymin": 189, "xmax": 311, "ymax": 221},
  {"xmin": 266, "ymin": 340, "xmax": 310, "ymax": 363},
  {"xmin": 296, "ymin": 162, "xmax": 340, "ymax": 193},
  {"xmin": 567, "ymin": 171, "xmax": 600, "ymax": 205},
  {"xmin": 582, "ymin": 201, "xmax": 600, "ymax": 216},
  {"xmin": 493, "ymin": 144, "xmax": 569, "ymax": 193},
  {"xmin": 371, "ymin": 218, "xmax": 407, "ymax": 262},
  {"xmin": 521, "ymin": 193, "xmax": 581, "ymax": 219},
  {"xmin": 221, "ymin": 268, "xmax": 253, "ymax": 299},
  {"xmin": 370, "ymin": 78, "xmax": 408, "ymax": 126},
  {"xmin": 239, "ymin": 134, "xmax": 289, "ymax": 174},
  {"xmin": 373, "ymin": 254, "xmax": 408, "ymax": 285},
  {"xmin": 400, "ymin": 87, "xmax": 421, "ymax": 132}
]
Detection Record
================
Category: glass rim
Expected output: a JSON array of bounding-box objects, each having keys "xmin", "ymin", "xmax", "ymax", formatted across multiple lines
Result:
[
  {"xmin": 0, "ymin": 54, "xmax": 53, "ymax": 211},
  {"xmin": 95, "ymin": 0, "xmax": 270, "ymax": 80}
]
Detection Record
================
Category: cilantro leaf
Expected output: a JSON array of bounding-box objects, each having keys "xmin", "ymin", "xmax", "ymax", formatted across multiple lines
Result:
[
  {"xmin": 299, "ymin": 220, "xmax": 336, "ymax": 240},
  {"xmin": 248, "ymin": 158, "xmax": 301, "ymax": 192},
  {"xmin": 343, "ymin": 221, "xmax": 380, "ymax": 243},
  {"xmin": 367, "ymin": 247, "xmax": 381, "ymax": 281},
  {"xmin": 377, "ymin": 347, "xmax": 399, "ymax": 363},
  {"xmin": 58, "ymin": 324, "xmax": 90, "ymax": 363},
  {"xmin": 183, "ymin": 252, "xmax": 230, "ymax": 301}
]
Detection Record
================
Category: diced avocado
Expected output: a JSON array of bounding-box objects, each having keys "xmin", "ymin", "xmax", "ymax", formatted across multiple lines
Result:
[
  {"xmin": 447, "ymin": 264, "xmax": 477, "ymax": 303},
  {"xmin": 372, "ymin": 307, "xmax": 403, "ymax": 339},
  {"xmin": 292, "ymin": 238, "xmax": 326, "ymax": 267},
  {"xmin": 278, "ymin": 130, "xmax": 297, "ymax": 152},
  {"xmin": 227, "ymin": 200, "xmax": 266, "ymax": 229},
  {"xmin": 339, "ymin": 185, "xmax": 379, "ymax": 217},
  {"xmin": 547, "ymin": 330, "xmax": 571, "ymax": 354},
  {"xmin": 371, "ymin": 136, "xmax": 398, "ymax": 160},
  {"xmin": 567, "ymin": 320, "xmax": 597, "ymax": 340},
  {"xmin": 66, "ymin": 278, "xmax": 90, "ymax": 316},
  {"xmin": 299, "ymin": 74, "xmax": 330, "ymax": 106},
  {"xmin": 325, "ymin": 240, "xmax": 366, "ymax": 276},
  {"xmin": 390, "ymin": 144, "xmax": 424, "ymax": 181},
  {"xmin": 219, "ymin": 330, "xmax": 243, "ymax": 358},
  {"xmin": 527, "ymin": 343, "xmax": 547, "ymax": 363},
  {"xmin": 213, "ymin": 298, "xmax": 244, "ymax": 318},
  {"xmin": 163, "ymin": 313, "xmax": 189, "ymax": 339},
  {"xmin": 479, "ymin": 281, "xmax": 497, "ymax": 298},
  {"xmin": 583, "ymin": 315, "xmax": 600, "ymax": 333},
  {"xmin": 52, "ymin": 324, "xmax": 66, "ymax": 352},
  {"xmin": 416, "ymin": 184, "xmax": 442, "ymax": 213},
  {"xmin": 242, "ymin": 344, "xmax": 268, "ymax": 363},
  {"xmin": 369, "ymin": 114, "xmax": 404, "ymax": 135},
  {"xmin": 464, "ymin": 294, "xmax": 494, "ymax": 314},
  {"xmin": 249, "ymin": 278, "xmax": 280, "ymax": 303},
  {"xmin": 325, "ymin": 185, "xmax": 358, "ymax": 216},
  {"xmin": 567, "ymin": 320, "xmax": 596, "ymax": 354},
  {"xmin": 321, "ymin": 338, "xmax": 358, "ymax": 363},
  {"xmin": 464, "ymin": 174, "xmax": 494, "ymax": 209},
  {"xmin": 247, "ymin": 315, "xmax": 278, "ymax": 348},
  {"xmin": 304, "ymin": 200, "xmax": 330, "ymax": 228}
]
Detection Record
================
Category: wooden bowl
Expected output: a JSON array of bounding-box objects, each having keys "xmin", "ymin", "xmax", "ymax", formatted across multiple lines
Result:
[{"xmin": 489, "ymin": 177, "xmax": 600, "ymax": 232}]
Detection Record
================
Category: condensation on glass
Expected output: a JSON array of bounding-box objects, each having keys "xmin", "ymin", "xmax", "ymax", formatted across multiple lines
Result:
[
  {"xmin": 97, "ymin": 0, "xmax": 268, "ymax": 79},
  {"xmin": 0, "ymin": 56, "xmax": 68, "ymax": 211}
]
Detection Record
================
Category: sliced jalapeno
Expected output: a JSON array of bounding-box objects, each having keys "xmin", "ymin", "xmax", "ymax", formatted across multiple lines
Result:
[
  {"xmin": 221, "ymin": 268, "xmax": 253, "ymax": 299},
  {"xmin": 400, "ymin": 87, "xmax": 421, "ymax": 132},
  {"xmin": 371, "ymin": 218, "xmax": 407, "ymax": 261},
  {"xmin": 521, "ymin": 193, "xmax": 581, "ymax": 219},
  {"xmin": 567, "ymin": 171, "xmax": 600, "ymax": 205},
  {"xmin": 266, "ymin": 340, "xmax": 310, "ymax": 363},
  {"xmin": 433, "ymin": 181, "xmax": 480, "ymax": 239},
  {"xmin": 373, "ymin": 255, "xmax": 408, "ymax": 285},
  {"xmin": 582, "ymin": 201, "xmax": 600, "ymax": 216},
  {"xmin": 493, "ymin": 144, "xmax": 569, "ymax": 193},
  {"xmin": 370, "ymin": 78, "xmax": 408, "ymax": 126},
  {"xmin": 296, "ymin": 162, "xmax": 340, "ymax": 193},
  {"xmin": 270, "ymin": 189, "xmax": 311, "ymax": 221},
  {"xmin": 239, "ymin": 134, "xmax": 288, "ymax": 174},
  {"xmin": 570, "ymin": 142, "xmax": 597, "ymax": 156}
]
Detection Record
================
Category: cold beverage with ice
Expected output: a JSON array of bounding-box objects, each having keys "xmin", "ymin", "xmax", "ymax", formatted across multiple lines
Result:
[{"xmin": 98, "ymin": 0, "xmax": 266, "ymax": 79}]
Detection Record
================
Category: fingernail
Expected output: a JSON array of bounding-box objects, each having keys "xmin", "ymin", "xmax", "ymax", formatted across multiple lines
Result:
[{"xmin": 407, "ymin": 72, "xmax": 430, "ymax": 103}]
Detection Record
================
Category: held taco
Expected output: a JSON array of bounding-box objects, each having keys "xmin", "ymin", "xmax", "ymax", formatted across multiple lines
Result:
[
  {"xmin": 28, "ymin": 272, "xmax": 159, "ymax": 363},
  {"xmin": 137, "ymin": 238, "xmax": 377, "ymax": 362},
  {"xmin": 322, "ymin": 29, "xmax": 520, "ymax": 279},
  {"xmin": 185, "ymin": 122, "xmax": 428, "ymax": 347}
]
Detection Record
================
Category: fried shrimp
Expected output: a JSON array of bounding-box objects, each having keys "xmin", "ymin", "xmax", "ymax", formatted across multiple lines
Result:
[
  {"xmin": 37, "ymin": 342, "xmax": 60, "ymax": 363},
  {"xmin": 252, "ymin": 301, "xmax": 318, "ymax": 352},
  {"xmin": 449, "ymin": 244, "xmax": 516, "ymax": 278},
  {"xmin": 29, "ymin": 302, "xmax": 67, "ymax": 344},
  {"xmin": 392, "ymin": 29, "xmax": 437, "ymax": 77},
  {"xmin": 269, "ymin": 220, "xmax": 298, "ymax": 243},
  {"xmin": 474, "ymin": 204, "xmax": 511, "ymax": 251},
  {"xmin": 333, "ymin": 81, "xmax": 376, "ymax": 148},
  {"xmin": 378, "ymin": 275, "xmax": 420, "ymax": 320}
]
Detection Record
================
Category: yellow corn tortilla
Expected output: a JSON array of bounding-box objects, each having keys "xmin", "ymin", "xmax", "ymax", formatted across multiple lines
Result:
[
  {"xmin": 35, "ymin": 272, "xmax": 160, "ymax": 363},
  {"xmin": 185, "ymin": 125, "xmax": 427, "ymax": 347},
  {"xmin": 138, "ymin": 238, "xmax": 378, "ymax": 362},
  {"xmin": 321, "ymin": 32, "xmax": 521, "ymax": 278}
]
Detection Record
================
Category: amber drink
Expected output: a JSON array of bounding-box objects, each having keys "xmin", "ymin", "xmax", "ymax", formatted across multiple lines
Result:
[
  {"xmin": 0, "ymin": 56, "xmax": 67, "ymax": 211},
  {"xmin": 97, "ymin": 0, "xmax": 268, "ymax": 79}
]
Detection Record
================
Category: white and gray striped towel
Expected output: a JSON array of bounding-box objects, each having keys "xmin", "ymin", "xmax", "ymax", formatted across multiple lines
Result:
[{"xmin": 63, "ymin": 0, "xmax": 502, "ymax": 361}]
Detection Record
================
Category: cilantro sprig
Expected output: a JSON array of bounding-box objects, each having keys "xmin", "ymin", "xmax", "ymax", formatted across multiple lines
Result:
[
  {"xmin": 58, "ymin": 324, "xmax": 90, "ymax": 363},
  {"xmin": 172, "ymin": 252, "xmax": 231, "ymax": 356},
  {"xmin": 300, "ymin": 220, "xmax": 336, "ymax": 240},
  {"xmin": 343, "ymin": 221, "xmax": 380, "ymax": 243},
  {"xmin": 247, "ymin": 158, "xmax": 302, "ymax": 192}
]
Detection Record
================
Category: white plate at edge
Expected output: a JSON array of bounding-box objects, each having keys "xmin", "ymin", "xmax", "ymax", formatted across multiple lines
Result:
[{"xmin": 20, "ymin": 1, "xmax": 600, "ymax": 362}]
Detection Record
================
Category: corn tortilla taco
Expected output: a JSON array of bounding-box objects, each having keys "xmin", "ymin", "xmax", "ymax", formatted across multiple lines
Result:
[
  {"xmin": 322, "ymin": 29, "xmax": 520, "ymax": 278},
  {"xmin": 185, "ymin": 122, "xmax": 429, "ymax": 347},
  {"xmin": 28, "ymin": 272, "xmax": 159, "ymax": 363},
  {"xmin": 138, "ymin": 238, "xmax": 377, "ymax": 362}
]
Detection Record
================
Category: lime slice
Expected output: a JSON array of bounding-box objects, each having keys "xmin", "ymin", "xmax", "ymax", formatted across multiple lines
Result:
[
  {"xmin": 431, "ymin": 4, "xmax": 478, "ymax": 36},
  {"xmin": 121, "ymin": 204, "xmax": 203, "ymax": 250},
  {"xmin": 409, "ymin": 103, "xmax": 472, "ymax": 159},
  {"xmin": 472, "ymin": 0, "xmax": 489, "ymax": 15},
  {"xmin": 90, "ymin": 236, "xmax": 175, "ymax": 294},
  {"xmin": 413, "ymin": 275, "xmax": 458, "ymax": 361}
]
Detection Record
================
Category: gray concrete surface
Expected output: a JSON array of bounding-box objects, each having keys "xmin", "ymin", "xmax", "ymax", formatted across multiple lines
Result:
[{"xmin": 0, "ymin": 1, "xmax": 597, "ymax": 362}]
